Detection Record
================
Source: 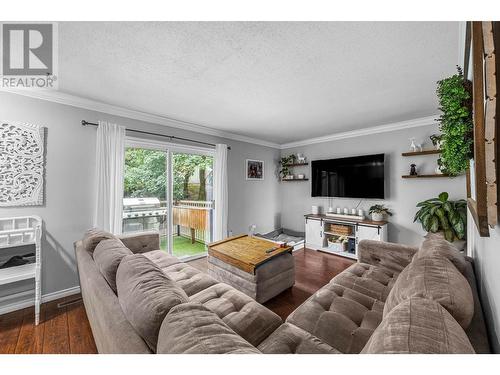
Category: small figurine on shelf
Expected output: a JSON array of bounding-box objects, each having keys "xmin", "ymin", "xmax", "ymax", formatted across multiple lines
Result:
[
  {"xmin": 410, "ymin": 164, "xmax": 418, "ymax": 176},
  {"xmin": 296, "ymin": 153, "xmax": 306, "ymax": 163},
  {"xmin": 409, "ymin": 138, "xmax": 417, "ymax": 152}
]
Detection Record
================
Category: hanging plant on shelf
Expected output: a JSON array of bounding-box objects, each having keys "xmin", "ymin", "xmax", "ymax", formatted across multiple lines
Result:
[
  {"xmin": 436, "ymin": 66, "xmax": 473, "ymax": 176},
  {"xmin": 278, "ymin": 155, "xmax": 297, "ymax": 179}
]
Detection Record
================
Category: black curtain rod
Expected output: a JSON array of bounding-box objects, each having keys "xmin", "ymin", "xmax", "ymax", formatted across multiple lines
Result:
[{"xmin": 81, "ymin": 120, "xmax": 231, "ymax": 150}]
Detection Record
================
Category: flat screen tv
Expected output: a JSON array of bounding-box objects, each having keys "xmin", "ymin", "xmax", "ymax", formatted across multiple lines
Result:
[{"xmin": 311, "ymin": 153, "xmax": 385, "ymax": 199}]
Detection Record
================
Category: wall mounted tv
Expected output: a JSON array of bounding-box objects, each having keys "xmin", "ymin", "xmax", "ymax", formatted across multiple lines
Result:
[{"xmin": 311, "ymin": 153, "xmax": 385, "ymax": 199}]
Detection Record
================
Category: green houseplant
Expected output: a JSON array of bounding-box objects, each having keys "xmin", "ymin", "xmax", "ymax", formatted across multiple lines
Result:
[
  {"xmin": 368, "ymin": 205, "xmax": 392, "ymax": 221},
  {"xmin": 414, "ymin": 192, "xmax": 467, "ymax": 242},
  {"xmin": 278, "ymin": 155, "xmax": 297, "ymax": 179},
  {"xmin": 436, "ymin": 66, "xmax": 473, "ymax": 176}
]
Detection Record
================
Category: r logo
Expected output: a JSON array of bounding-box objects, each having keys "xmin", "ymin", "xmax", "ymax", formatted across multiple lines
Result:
[{"xmin": 2, "ymin": 23, "xmax": 53, "ymax": 76}]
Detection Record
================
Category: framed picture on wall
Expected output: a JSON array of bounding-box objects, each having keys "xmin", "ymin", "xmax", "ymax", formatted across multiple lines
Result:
[{"xmin": 246, "ymin": 159, "xmax": 264, "ymax": 180}]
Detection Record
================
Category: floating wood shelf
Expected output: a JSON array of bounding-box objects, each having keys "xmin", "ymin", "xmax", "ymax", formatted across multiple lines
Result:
[
  {"xmin": 402, "ymin": 174, "xmax": 451, "ymax": 179},
  {"xmin": 282, "ymin": 162, "xmax": 309, "ymax": 167},
  {"xmin": 281, "ymin": 178, "xmax": 309, "ymax": 182},
  {"xmin": 401, "ymin": 149, "xmax": 441, "ymax": 156}
]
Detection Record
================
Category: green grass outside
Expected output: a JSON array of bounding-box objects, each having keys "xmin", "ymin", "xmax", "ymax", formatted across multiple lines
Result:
[{"xmin": 160, "ymin": 235, "xmax": 207, "ymax": 258}]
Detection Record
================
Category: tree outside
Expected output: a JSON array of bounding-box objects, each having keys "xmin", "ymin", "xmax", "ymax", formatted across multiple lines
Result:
[
  {"xmin": 123, "ymin": 148, "xmax": 214, "ymax": 202},
  {"xmin": 124, "ymin": 148, "xmax": 167, "ymax": 199}
]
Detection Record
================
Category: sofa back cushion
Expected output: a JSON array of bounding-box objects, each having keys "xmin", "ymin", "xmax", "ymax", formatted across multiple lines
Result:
[
  {"xmin": 82, "ymin": 228, "xmax": 116, "ymax": 254},
  {"xmin": 362, "ymin": 297, "xmax": 474, "ymax": 354},
  {"xmin": 384, "ymin": 256, "xmax": 473, "ymax": 329},
  {"xmin": 157, "ymin": 302, "xmax": 260, "ymax": 354},
  {"xmin": 413, "ymin": 236, "xmax": 467, "ymax": 274},
  {"xmin": 93, "ymin": 238, "xmax": 132, "ymax": 293},
  {"xmin": 116, "ymin": 254, "xmax": 189, "ymax": 351}
]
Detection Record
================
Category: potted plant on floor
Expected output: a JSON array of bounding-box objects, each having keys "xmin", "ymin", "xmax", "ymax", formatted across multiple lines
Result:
[
  {"xmin": 414, "ymin": 192, "xmax": 466, "ymax": 247},
  {"xmin": 368, "ymin": 204, "xmax": 392, "ymax": 222}
]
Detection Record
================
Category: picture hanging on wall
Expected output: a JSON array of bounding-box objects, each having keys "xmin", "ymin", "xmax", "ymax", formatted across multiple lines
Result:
[
  {"xmin": 0, "ymin": 121, "xmax": 46, "ymax": 206},
  {"xmin": 246, "ymin": 159, "xmax": 264, "ymax": 180}
]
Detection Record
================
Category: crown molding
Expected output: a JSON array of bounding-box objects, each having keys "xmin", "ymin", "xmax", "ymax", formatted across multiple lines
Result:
[
  {"xmin": 0, "ymin": 88, "xmax": 282, "ymax": 149},
  {"xmin": 279, "ymin": 115, "xmax": 438, "ymax": 149},
  {"xmin": 1, "ymin": 89, "xmax": 438, "ymax": 151}
]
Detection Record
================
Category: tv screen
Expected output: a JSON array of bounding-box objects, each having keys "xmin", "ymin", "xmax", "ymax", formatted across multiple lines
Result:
[{"xmin": 311, "ymin": 154, "xmax": 385, "ymax": 199}]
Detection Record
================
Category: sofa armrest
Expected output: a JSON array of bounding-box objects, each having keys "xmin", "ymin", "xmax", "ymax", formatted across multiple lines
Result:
[
  {"xmin": 357, "ymin": 240, "xmax": 418, "ymax": 274},
  {"xmin": 118, "ymin": 231, "xmax": 160, "ymax": 253}
]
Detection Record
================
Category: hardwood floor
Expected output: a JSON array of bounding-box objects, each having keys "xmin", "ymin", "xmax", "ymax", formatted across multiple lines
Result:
[
  {"xmin": 0, "ymin": 295, "xmax": 97, "ymax": 354},
  {"xmin": 1, "ymin": 248, "xmax": 353, "ymax": 353}
]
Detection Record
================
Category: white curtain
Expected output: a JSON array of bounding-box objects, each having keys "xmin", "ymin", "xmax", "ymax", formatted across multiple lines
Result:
[
  {"xmin": 93, "ymin": 121, "xmax": 126, "ymax": 234},
  {"xmin": 214, "ymin": 144, "xmax": 228, "ymax": 241}
]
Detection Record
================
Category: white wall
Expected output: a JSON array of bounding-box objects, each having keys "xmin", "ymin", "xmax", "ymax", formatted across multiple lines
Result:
[
  {"xmin": 280, "ymin": 123, "xmax": 466, "ymax": 247},
  {"xmin": 468, "ymin": 213, "xmax": 500, "ymax": 352},
  {"xmin": 0, "ymin": 91, "xmax": 281, "ymax": 305}
]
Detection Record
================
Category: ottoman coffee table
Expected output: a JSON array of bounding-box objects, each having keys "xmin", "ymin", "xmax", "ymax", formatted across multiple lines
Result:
[{"xmin": 207, "ymin": 235, "xmax": 295, "ymax": 303}]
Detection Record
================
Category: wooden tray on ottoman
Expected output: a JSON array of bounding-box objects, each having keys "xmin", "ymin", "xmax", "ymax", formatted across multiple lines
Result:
[
  {"xmin": 207, "ymin": 235, "xmax": 295, "ymax": 303},
  {"xmin": 208, "ymin": 234, "xmax": 293, "ymax": 274}
]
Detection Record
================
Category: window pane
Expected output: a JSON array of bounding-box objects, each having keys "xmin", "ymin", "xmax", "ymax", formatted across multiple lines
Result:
[
  {"xmin": 172, "ymin": 152, "xmax": 213, "ymax": 258},
  {"xmin": 122, "ymin": 147, "xmax": 168, "ymax": 251}
]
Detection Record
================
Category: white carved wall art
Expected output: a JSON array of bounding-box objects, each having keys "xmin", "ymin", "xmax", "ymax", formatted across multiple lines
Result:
[{"xmin": 0, "ymin": 121, "xmax": 45, "ymax": 206}]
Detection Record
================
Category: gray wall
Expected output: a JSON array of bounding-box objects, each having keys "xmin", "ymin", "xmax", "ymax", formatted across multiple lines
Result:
[
  {"xmin": 280, "ymin": 124, "xmax": 466, "ymax": 246},
  {"xmin": 468, "ymin": 215, "xmax": 500, "ymax": 353},
  {"xmin": 0, "ymin": 91, "xmax": 281, "ymax": 302}
]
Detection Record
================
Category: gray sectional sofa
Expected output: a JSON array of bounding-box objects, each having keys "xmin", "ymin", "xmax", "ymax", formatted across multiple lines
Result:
[{"xmin": 75, "ymin": 229, "xmax": 491, "ymax": 354}]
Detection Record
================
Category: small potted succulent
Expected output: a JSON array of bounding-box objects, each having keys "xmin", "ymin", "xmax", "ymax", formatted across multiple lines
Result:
[
  {"xmin": 430, "ymin": 134, "xmax": 443, "ymax": 150},
  {"xmin": 369, "ymin": 204, "xmax": 393, "ymax": 221}
]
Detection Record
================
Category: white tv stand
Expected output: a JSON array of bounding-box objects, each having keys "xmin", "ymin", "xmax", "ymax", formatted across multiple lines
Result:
[{"xmin": 305, "ymin": 214, "xmax": 388, "ymax": 260}]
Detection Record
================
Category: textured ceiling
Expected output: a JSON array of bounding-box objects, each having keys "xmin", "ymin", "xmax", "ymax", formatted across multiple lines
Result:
[{"xmin": 58, "ymin": 22, "xmax": 459, "ymax": 144}]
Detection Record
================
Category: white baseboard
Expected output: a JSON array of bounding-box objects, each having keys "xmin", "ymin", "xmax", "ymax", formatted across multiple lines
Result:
[{"xmin": 0, "ymin": 285, "xmax": 81, "ymax": 316}]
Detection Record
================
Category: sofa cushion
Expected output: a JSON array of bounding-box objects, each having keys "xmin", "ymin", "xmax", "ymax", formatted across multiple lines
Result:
[
  {"xmin": 190, "ymin": 283, "xmax": 282, "ymax": 346},
  {"xmin": 413, "ymin": 236, "xmax": 467, "ymax": 274},
  {"xmin": 82, "ymin": 228, "xmax": 116, "ymax": 254},
  {"xmin": 93, "ymin": 238, "xmax": 132, "ymax": 293},
  {"xmin": 384, "ymin": 256, "xmax": 473, "ymax": 329},
  {"xmin": 257, "ymin": 323, "xmax": 340, "ymax": 354},
  {"xmin": 162, "ymin": 262, "xmax": 219, "ymax": 297},
  {"xmin": 331, "ymin": 263, "xmax": 398, "ymax": 302},
  {"xmin": 286, "ymin": 282, "xmax": 384, "ymax": 353},
  {"xmin": 362, "ymin": 297, "xmax": 475, "ymax": 354},
  {"xmin": 143, "ymin": 250, "xmax": 182, "ymax": 269},
  {"xmin": 157, "ymin": 303, "xmax": 260, "ymax": 354},
  {"xmin": 116, "ymin": 254, "xmax": 189, "ymax": 351}
]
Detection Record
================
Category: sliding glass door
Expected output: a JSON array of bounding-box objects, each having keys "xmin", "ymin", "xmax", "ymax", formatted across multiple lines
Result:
[
  {"xmin": 171, "ymin": 151, "xmax": 214, "ymax": 258},
  {"xmin": 122, "ymin": 140, "xmax": 214, "ymax": 260},
  {"xmin": 122, "ymin": 146, "xmax": 168, "ymax": 250}
]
